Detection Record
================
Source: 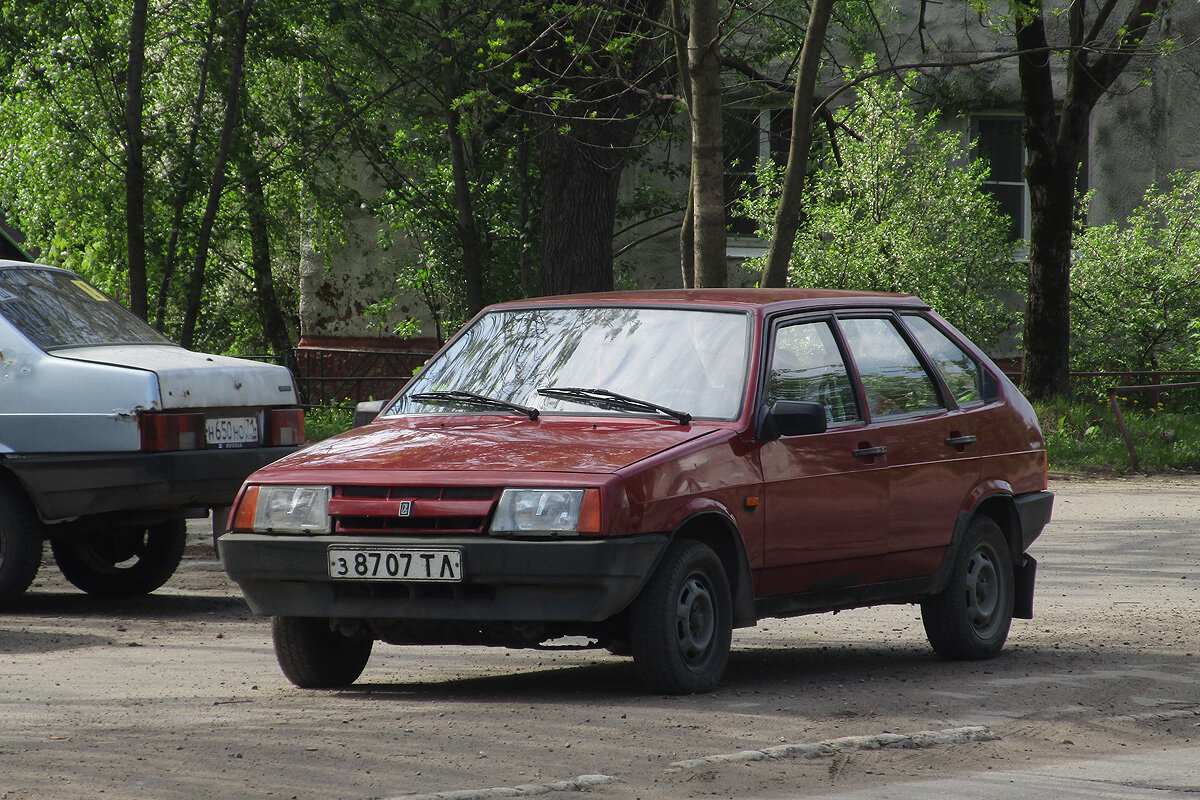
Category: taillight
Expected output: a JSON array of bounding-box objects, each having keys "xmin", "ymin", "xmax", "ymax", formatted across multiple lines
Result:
[
  {"xmin": 268, "ymin": 408, "xmax": 306, "ymax": 446},
  {"xmin": 140, "ymin": 412, "xmax": 205, "ymax": 452}
]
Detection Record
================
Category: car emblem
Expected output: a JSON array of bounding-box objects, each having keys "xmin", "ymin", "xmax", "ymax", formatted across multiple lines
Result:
[{"xmin": 397, "ymin": 500, "xmax": 413, "ymax": 517}]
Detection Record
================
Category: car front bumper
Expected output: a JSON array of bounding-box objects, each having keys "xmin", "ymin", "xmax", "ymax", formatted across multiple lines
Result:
[
  {"xmin": 6, "ymin": 447, "xmax": 301, "ymax": 522},
  {"xmin": 218, "ymin": 532, "xmax": 669, "ymax": 623}
]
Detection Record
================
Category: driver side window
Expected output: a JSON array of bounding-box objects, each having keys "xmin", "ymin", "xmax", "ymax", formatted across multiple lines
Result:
[{"xmin": 766, "ymin": 321, "xmax": 861, "ymax": 424}]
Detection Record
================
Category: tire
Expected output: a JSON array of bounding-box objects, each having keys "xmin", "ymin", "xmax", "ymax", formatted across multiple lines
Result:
[
  {"xmin": 0, "ymin": 485, "xmax": 43, "ymax": 603},
  {"xmin": 629, "ymin": 539, "xmax": 732, "ymax": 694},
  {"xmin": 50, "ymin": 518, "xmax": 187, "ymax": 597},
  {"xmin": 921, "ymin": 516, "xmax": 1014, "ymax": 660},
  {"xmin": 272, "ymin": 616, "xmax": 373, "ymax": 689}
]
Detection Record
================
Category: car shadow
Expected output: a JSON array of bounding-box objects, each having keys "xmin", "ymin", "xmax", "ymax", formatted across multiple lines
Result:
[
  {"xmin": 1, "ymin": 591, "xmax": 250, "ymax": 619},
  {"xmin": 328, "ymin": 629, "xmax": 1139, "ymax": 704},
  {"xmin": 330, "ymin": 642, "xmax": 973, "ymax": 703}
]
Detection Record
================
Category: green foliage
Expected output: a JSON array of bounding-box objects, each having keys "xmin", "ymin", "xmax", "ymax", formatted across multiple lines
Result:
[
  {"xmin": 305, "ymin": 402, "xmax": 356, "ymax": 442},
  {"xmin": 1071, "ymin": 172, "xmax": 1200, "ymax": 374},
  {"xmin": 1036, "ymin": 399, "xmax": 1200, "ymax": 474},
  {"xmin": 0, "ymin": 0, "xmax": 321, "ymax": 357},
  {"xmin": 744, "ymin": 72, "xmax": 1021, "ymax": 349}
]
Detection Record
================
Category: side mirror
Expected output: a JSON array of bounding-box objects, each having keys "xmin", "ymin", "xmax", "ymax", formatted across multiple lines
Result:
[
  {"xmin": 353, "ymin": 399, "xmax": 386, "ymax": 428},
  {"xmin": 757, "ymin": 400, "xmax": 828, "ymax": 441}
]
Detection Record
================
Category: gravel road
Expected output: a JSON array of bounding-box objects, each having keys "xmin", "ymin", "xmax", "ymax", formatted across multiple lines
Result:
[{"xmin": 1, "ymin": 475, "xmax": 1198, "ymax": 800}]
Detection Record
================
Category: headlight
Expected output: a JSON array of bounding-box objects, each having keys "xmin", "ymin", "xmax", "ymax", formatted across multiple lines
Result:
[
  {"xmin": 490, "ymin": 488, "xmax": 600, "ymax": 537},
  {"xmin": 244, "ymin": 485, "xmax": 331, "ymax": 534}
]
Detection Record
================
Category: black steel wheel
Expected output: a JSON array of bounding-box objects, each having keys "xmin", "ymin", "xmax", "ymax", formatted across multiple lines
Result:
[
  {"xmin": 921, "ymin": 515, "xmax": 1014, "ymax": 660},
  {"xmin": 273, "ymin": 616, "xmax": 374, "ymax": 688},
  {"xmin": 629, "ymin": 539, "xmax": 732, "ymax": 694},
  {"xmin": 51, "ymin": 518, "xmax": 187, "ymax": 597},
  {"xmin": 0, "ymin": 485, "xmax": 43, "ymax": 603}
]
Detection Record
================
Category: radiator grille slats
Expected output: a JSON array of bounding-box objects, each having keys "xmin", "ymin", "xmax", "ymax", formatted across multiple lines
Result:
[{"xmin": 329, "ymin": 486, "xmax": 499, "ymax": 535}]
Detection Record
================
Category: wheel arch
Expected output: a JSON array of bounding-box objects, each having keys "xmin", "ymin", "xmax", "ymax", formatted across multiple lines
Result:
[
  {"xmin": 970, "ymin": 494, "xmax": 1022, "ymax": 567},
  {"xmin": 930, "ymin": 492, "xmax": 1021, "ymax": 596},
  {"xmin": 0, "ymin": 462, "xmax": 43, "ymax": 528},
  {"xmin": 667, "ymin": 511, "xmax": 757, "ymax": 629}
]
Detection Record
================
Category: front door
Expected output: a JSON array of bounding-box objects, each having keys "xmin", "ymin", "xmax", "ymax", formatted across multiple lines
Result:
[{"xmin": 758, "ymin": 318, "xmax": 889, "ymax": 597}]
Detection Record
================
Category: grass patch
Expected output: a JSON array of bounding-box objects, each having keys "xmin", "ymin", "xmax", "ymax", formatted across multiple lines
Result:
[{"xmin": 1036, "ymin": 399, "xmax": 1200, "ymax": 474}]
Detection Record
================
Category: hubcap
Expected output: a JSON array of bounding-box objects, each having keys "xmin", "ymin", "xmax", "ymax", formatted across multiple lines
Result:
[
  {"xmin": 964, "ymin": 546, "xmax": 1002, "ymax": 635},
  {"xmin": 674, "ymin": 575, "xmax": 715, "ymax": 665}
]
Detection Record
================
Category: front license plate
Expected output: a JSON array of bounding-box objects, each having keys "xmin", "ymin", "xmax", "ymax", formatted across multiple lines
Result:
[
  {"xmin": 327, "ymin": 547, "xmax": 463, "ymax": 582},
  {"xmin": 206, "ymin": 416, "xmax": 260, "ymax": 448}
]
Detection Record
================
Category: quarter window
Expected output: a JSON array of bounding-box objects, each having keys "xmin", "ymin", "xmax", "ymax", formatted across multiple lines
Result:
[
  {"xmin": 839, "ymin": 318, "xmax": 943, "ymax": 419},
  {"xmin": 903, "ymin": 315, "xmax": 985, "ymax": 408},
  {"xmin": 766, "ymin": 320, "xmax": 860, "ymax": 424}
]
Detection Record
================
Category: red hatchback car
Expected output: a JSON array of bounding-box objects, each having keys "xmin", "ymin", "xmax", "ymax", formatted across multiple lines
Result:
[{"xmin": 219, "ymin": 290, "xmax": 1053, "ymax": 694}]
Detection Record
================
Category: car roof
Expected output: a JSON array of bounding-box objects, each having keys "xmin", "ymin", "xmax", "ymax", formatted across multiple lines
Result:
[{"xmin": 486, "ymin": 288, "xmax": 929, "ymax": 314}]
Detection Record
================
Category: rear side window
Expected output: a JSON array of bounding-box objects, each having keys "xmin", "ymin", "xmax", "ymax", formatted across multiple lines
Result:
[
  {"xmin": 766, "ymin": 320, "xmax": 860, "ymax": 424},
  {"xmin": 839, "ymin": 317, "xmax": 943, "ymax": 419},
  {"xmin": 903, "ymin": 315, "xmax": 985, "ymax": 408}
]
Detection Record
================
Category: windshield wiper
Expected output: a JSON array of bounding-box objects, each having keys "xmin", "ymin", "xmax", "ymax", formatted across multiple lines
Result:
[
  {"xmin": 409, "ymin": 390, "xmax": 539, "ymax": 420},
  {"xmin": 538, "ymin": 386, "xmax": 692, "ymax": 425}
]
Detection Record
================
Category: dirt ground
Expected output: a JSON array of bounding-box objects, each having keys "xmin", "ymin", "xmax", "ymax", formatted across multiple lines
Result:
[{"xmin": 1, "ymin": 475, "xmax": 1198, "ymax": 800}]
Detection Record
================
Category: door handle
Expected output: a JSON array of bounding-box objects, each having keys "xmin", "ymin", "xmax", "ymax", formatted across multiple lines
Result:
[
  {"xmin": 945, "ymin": 434, "xmax": 977, "ymax": 447},
  {"xmin": 852, "ymin": 445, "xmax": 888, "ymax": 458}
]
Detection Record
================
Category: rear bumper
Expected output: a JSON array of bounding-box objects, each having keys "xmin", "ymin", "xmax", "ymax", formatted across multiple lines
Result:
[
  {"xmin": 1014, "ymin": 490, "xmax": 1054, "ymax": 550},
  {"xmin": 5, "ymin": 447, "xmax": 300, "ymax": 522},
  {"xmin": 218, "ymin": 532, "xmax": 668, "ymax": 623}
]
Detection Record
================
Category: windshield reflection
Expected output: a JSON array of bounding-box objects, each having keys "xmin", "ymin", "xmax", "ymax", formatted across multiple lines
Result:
[{"xmin": 389, "ymin": 307, "xmax": 751, "ymax": 421}]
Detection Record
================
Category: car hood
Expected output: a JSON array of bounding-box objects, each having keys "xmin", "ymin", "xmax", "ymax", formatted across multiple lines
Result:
[
  {"xmin": 53, "ymin": 345, "xmax": 298, "ymax": 409},
  {"xmin": 264, "ymin": 416, "xmax": 723, "ymax": 476}
]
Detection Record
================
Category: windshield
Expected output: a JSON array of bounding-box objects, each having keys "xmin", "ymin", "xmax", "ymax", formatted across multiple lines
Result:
[
  {"xmin": 389, "ymin": 306, "xmax": 752, "ymax": 421},
  {"xmin": 0, "ymin": 267, "xmax": 172, "ymax": 350}
]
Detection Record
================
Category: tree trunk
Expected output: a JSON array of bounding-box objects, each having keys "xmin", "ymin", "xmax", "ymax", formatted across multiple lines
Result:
[
  {"xmin": 155, "ymin": 7, "xmax": 216, "ymax": 330},
  {"xmin": 760, "ymin": 0, "xmax": 834, "ymax": 289},
  {"xmin": 443, "ymin": 71, "xmax": 485, "ymax": 316},
  {"xmin": 1015, "ymin": 0, "xmax": 1163, "ymax": 400},
  {"xmin": 670, "ymin": 0, "xmax": 695, "ymax": 288},
  {"xmin": 124, "ymin": 0, "xmax": 148, "ymax": 319},
  {"xmin": 239, "ymin": 149, "xmax": 298, "ymax": 376},
  {"xmin": 180, "ymin": 0, "xmax": 252, "ymax": 349},
  {"xmin": 538, "ymin": 118, "xmax": 638, "ymax": 295},
  {"xmin": 689, "ymin": 0, "xmax": 725, "ymax": 287}
]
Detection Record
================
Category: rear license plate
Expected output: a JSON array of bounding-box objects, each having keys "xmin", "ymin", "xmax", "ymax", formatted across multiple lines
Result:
[
  {"xmin": 327, "ymin": 547, "xmax": 463, "ymax": 582},
  {"xmin": 206, "ymin": 416, "xmax": 260, "ymax": 448}
]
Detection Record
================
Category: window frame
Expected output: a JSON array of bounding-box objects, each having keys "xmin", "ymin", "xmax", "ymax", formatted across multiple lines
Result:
[{"xmin": 763, "ymin": 313, "xmax": 865, "ymax": 428}]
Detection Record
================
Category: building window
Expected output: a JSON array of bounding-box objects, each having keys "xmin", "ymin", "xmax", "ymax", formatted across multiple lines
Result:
[
  {"xmin": 724, "ymin": 108, "xmax": 791, "ymax": 241},
  {"xmin": 972, "ymin": 114, "xmax": 1028, "ymax": 242},
  {"xmin": 971, "ymin": 113, "xmax": 1088, "ymax": 242}
]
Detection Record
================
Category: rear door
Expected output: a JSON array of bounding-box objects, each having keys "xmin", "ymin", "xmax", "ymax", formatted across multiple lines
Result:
[{"xmin": 837, "ymin": 315, "xmax": 982, "ymax": 580}]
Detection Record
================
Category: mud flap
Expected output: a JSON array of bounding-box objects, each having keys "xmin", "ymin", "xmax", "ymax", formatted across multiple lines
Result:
[{"xmin": 1013, "ymin": 554, "xmax": 1037, "ymax": 619}]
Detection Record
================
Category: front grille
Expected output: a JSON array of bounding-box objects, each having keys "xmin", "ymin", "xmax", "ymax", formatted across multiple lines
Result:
[{"xmin": 329, "ymin": 486, "xmax": 499, "ymax": 535}]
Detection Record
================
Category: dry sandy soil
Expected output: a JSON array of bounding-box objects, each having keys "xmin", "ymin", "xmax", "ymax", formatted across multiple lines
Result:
[{"xmin": 1, "ymin": 475, "xmax": 1198, "ymax": 800}]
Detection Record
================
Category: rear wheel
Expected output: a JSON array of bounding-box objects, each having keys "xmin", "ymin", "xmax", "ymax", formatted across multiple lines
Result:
[
  {"xmin": 51, "ymin": 518, "xmax": 186, "ymax": 597},
  {"xmin": 921, "ymin": 516, "xmax": 1014, "ymax": 660},
  {"xmin": 273, "ymin": 616, "xmax": 374, "ymax": 688},
  {"xmin": 629, "ymin": 539, "xmax": 732, "ymax": 694},
  {"xmin": 0, "ymin": 486, "xmax": 43, "ymax": 603}
]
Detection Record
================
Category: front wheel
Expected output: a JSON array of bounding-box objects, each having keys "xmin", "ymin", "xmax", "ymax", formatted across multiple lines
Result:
[
  {"xmin": 51, "ymin": 518, "xmax": 187, "ymax": 597},
  {"xmin": 629, "ymin": 539, "xmax": 732, "ymax": 694},
  {"xmin": 921, "ymin": 516, "xmax": 1014, "ymax": 660},
  {"xmin": 272, "ymin": 616, "xmax": 373, "ymax": 688}
]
